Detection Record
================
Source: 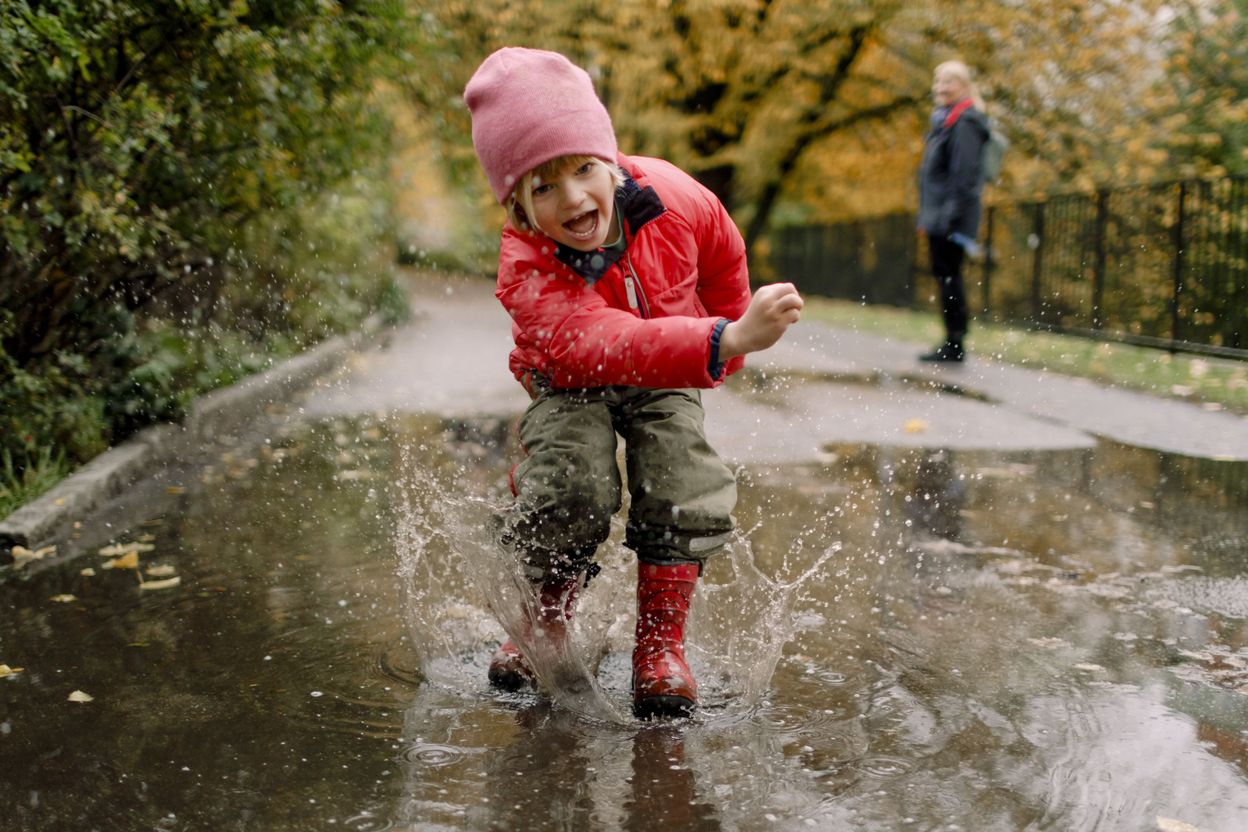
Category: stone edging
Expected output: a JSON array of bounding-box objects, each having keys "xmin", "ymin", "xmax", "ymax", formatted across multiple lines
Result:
[{"xmin": 0, "ymin": 321, "xmax": 384, "ymax": 563}]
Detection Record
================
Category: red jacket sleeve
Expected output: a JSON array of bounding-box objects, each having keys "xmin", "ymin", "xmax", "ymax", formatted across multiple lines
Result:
[{"xmin": 690, "ymin": 182, "xmax": 751, "ymax": 376}]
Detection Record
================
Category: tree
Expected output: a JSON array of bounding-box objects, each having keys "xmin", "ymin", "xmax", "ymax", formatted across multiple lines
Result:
[
  {"xmin": 407, "ymin": 0, "xmax": 1169, "ymax": 251},
  {"xmin": 0, "ymin": 0, "xmax": 407, "ymax": 471},
  {"xmin": 1151, "ymin": 0, "xmax": 1248, "ymax": 178}
]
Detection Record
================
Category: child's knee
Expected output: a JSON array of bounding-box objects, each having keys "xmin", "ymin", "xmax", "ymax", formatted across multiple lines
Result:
[{"xmin": 505, "ymin": 465, "xmax": 620, "ymax": 557}]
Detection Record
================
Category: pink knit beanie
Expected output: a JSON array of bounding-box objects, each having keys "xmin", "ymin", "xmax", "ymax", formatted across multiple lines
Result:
[{"xmin": 464, "ymin": 47, "xmax": 618, "ymax": 204}]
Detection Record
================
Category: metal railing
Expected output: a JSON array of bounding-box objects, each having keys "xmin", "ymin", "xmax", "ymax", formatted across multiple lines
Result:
[{"xmin": 769, "ymin": 174, "xmax": 1248, "ymax": 359}]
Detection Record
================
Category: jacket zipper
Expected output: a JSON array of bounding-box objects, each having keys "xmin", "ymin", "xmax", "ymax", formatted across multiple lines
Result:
[{"xmin": 622, "ymin": 249, "xmax": 650, "ymax": 318}]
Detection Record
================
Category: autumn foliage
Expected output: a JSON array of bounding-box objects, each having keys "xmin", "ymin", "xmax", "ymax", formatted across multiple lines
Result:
[{"xmin": 406, "ymin": 0, "xmax": 1248, "ymax": 248}]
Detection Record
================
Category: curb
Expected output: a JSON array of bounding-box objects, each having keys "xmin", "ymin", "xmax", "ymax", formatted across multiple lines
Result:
[{"xmin": 0, "ymin": 321, "xmax": 385, "ymax": 563}]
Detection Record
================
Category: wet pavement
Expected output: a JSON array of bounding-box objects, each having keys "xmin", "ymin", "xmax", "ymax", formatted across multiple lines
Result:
[{"xmin": 2, "ymin": 274, "xmax": 1248, "ymax": 831}]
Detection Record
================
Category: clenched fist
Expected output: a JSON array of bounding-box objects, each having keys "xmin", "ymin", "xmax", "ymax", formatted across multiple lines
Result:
[{"xmin": 718, "ymin": 282, "xmax": 804, "ymax": 360}]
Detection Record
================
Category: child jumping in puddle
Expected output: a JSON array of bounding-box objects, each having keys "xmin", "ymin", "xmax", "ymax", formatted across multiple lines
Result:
[{"xmin": 464, "ymin": 47, "xmax": 803, "ymax": 719}]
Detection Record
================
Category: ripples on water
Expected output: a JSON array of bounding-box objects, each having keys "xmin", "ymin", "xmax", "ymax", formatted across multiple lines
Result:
[{"xmin": 2, "ymin": 416, "xmax": 1248, "ymax": 830}]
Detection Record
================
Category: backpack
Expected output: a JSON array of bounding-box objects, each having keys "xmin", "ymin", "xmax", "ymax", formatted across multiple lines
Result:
[
  {"xmin": 980, "ymin": 128, "xmax": 1009, "ymax": 184},
  {"xmin": 943, "ymin": 99, "xmax": 1008, "ymax": 184}
]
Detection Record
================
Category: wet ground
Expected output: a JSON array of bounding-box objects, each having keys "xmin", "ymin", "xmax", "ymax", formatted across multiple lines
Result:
[{"xmin": 3, "ymin": 278, "xmax": 1248, "ymax": 831}]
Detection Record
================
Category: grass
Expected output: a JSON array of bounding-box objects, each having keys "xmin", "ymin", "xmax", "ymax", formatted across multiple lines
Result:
[
  {"xmin": 801, "ymin": 296, "xmax": 1248, "ymax": 415},
  {"xmin": 0, "ymin": 448, "xmax": 73, "ymax": 519}
]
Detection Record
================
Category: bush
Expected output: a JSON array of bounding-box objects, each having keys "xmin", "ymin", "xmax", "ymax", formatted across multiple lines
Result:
[{"xmin": 0, "ymin": 1, "xmax": 411, "ymax": 488}]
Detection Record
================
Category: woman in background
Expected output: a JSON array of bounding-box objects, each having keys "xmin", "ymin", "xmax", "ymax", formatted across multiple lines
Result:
[{"xmin": 916, "ymin": 60, "xmax": 989, "ymax": 363}]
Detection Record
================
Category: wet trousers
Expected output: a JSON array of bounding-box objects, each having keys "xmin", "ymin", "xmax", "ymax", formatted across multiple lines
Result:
[
  {"xmin": 928, "ymin": 235, "xmax": 969, "ymax": 344},
  {"xmin": 502, "ymin": 386, "xmax": 736, "ymax": 579}
]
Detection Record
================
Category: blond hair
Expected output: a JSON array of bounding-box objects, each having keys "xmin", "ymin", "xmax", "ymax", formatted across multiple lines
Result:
[
  {"xmin": 506, "ymin": 155, "xmax": 625, "ymax": 234},
  {"xmin": 934, "ymin": 60, "xmax": 986, "ymax": 111}
]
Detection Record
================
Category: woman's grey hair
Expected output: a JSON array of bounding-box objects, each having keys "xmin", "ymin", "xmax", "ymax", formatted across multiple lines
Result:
[{"xmin": 934, "ymin": 60, "xmax": 985, "ymax": 110}]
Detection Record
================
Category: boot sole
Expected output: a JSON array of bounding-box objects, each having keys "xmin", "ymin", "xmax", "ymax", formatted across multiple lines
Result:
[{"xmin": 633, "ymin": 694, "xmax": 696, "ymax": 720}]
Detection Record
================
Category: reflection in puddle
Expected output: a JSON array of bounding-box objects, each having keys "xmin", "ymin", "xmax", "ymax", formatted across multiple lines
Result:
[{"xmin": 1, "ymin": 413, "xmax": 1247, "ymax": 830}]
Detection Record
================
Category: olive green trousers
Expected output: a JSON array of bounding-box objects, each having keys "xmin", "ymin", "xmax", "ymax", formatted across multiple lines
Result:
[{"xmin": 502, "ymin": 386, "xmax": 736, "ymax": 579}]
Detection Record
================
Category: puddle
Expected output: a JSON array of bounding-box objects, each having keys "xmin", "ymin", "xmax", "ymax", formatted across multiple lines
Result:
[{"xmin": 2, "ymin": 412, "xmax": 1247, "ymax": 830}]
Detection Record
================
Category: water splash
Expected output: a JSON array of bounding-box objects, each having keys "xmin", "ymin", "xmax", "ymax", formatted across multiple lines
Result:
[
  {"xmin": 697, "ymin": 534, "xmax": 845, "ymax": 707},
  {"xmin": 394, "ymin": 419, "xmax": 845, "ymax": 722}
]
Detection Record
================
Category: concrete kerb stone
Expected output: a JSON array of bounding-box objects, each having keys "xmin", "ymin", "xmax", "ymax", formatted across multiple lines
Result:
[{"xmin": 0, "ymin": 320, "xmax": 385, "ymax": 564}]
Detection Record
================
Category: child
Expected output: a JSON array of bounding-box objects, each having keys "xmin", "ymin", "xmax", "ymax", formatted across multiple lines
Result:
[{"xmin": 464, "ymin": 47, "xmax": 803, "ymax": 719}]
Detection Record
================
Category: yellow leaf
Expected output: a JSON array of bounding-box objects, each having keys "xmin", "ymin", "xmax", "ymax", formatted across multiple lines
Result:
[
  {"xmin": 98, "ymin": 542, "xmax": 154, "ymax": 557},
  {"xmin": 10, "ymin": 545, "xmax": 57, "ymax": 568},
  {"xmin": 139, "ymin": 576, "xmax": 182, "ymax": 591},
  {"xmin": 50, "ymin": 594, "xmax": 76, "ymax": 603},
  {"xmin": 67, "ymin": 690, "xmax": 94, "ymax": 703},
  {"xmin": 1157, "ymin": 818, "xmax": 1200, "ymax": 832},
  {"xmin": 146, "ymin": 564, "xmax": 177, "ymax": 578},
  {"xmin": 904, "ymin": 418, "xmax": 929, "ymax": 434},
  {"xmin": 103, "ymin": 552, "xmax": 140, "ymax": 570},
  {"xmin": 80, "ymin": 567, "xmax": 96, "ymax": 577},
  {"xmin": 0, "ymin": 664, "xmax": 24, "ymax": 677}
]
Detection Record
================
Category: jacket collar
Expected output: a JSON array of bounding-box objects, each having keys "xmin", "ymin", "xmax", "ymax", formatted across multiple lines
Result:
[{"xmin": 553, "ymin": 170, "xmax": 666, "ymax": 284}]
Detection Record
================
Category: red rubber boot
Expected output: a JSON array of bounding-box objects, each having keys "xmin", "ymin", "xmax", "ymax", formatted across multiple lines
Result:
[
  {"xmin": 632, "ymin": 561, "xmax": 699, "ymax": 719},
  {"xmin": 488, "ymin": 578, "xmax": 579, "ymax": 691}
]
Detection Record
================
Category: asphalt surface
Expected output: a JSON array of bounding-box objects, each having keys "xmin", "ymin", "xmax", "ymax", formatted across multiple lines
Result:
[{"xmin": 306, "ymin": 276, "xmax": 1248, "ymax": 463}]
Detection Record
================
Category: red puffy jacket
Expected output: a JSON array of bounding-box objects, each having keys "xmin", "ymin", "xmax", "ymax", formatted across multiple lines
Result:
[{"xmin": 495, "ymin": 154, "xmax": 752, "ymax": 391}]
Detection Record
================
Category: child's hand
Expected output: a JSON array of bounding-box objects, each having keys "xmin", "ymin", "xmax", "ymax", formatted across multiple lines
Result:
[{"xmin": 718, "ymin": 283, "xmax": 804, "ymax": 360}]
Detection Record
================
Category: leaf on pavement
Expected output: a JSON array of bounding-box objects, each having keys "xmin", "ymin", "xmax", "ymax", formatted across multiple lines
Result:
[
  {"xmin": 67, "ymin": 690, "xmax": 94, "ymax": 703},
  {"xmin": 146, "ymin": 564, "xmax": 177, "ymax": 577},
  {"xmin": 10, "ymin": 545, "xmax": 57, "ymax": 569},
  {"xmin": 98, "ymin": 542, "xmax": 154, "ymax": 557},
  {"xmin": 0, "ymin": 664, "xmax": 24, "ymax": 677},
  {"xmin": 50, "ymin": 594, "xmax": 76, "ymax": 603},
  {"xmin": 139, "ymin": 576, "xmax": 182, "ymax": 591},
  {"xmin": 1157, "ymin": 818, "xmax": 1199, "ymax": 832},
  {"xmin": 903, "ymin": 418, "xmax": 929, "ymax": 434},
  {"xmin": 103, "ymin": 552, "xmax": 140, "ymax": 570}
]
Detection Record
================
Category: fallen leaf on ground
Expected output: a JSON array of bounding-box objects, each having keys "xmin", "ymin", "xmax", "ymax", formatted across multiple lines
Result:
[
  {"xmin": 1074, "ymin": 663, "xmax": 1106, "ymax": 673},
  {"xmin": 1157, "ymin": 817, "xmax": 1199, "ymax": 832},
  {"xmin": 103, "ymin": 552, "xmax": 140, "ymax": 570},
  {"xmin": 10, "ymin": 545, "xmax": 57, "ymax": 568},
  {"xmin": 139, "ymin": 576, "xmax": 182, "ymax": 591},
  {"xmin": 67, "ymin": 690, "xmax": 94, "ymax": 703},
  {"xmin": 98, "ymin": 542, "xmax": 154, "ymax": 557},
  {"xmin": 50, "ymin": 594, "xmax": 76, "ymax": 603},
  {"xmin": 903, "ymin": 418, "xmax": 929, "ymax": 434},
  {"xmin": 0, "ymin": 664, "xmax": 24, "ymax": 677},
  {"xmin": 80, "ymin": 567, "xmax": 96, "ymax": 577},
  {"xmin": 146, "ymin": 564, "xmax": 177, "ymax": 578}
]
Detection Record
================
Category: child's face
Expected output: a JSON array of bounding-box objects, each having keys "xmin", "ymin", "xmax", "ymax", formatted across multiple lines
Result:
[{"xmin": 527, "ymin": 160, "xmax": 617, "ymax": 251}]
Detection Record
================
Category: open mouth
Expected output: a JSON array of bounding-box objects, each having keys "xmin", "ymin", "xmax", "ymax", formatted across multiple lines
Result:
[{"xmin": 563, "ymin": 210, "xmax": 599, "ymax": 241}]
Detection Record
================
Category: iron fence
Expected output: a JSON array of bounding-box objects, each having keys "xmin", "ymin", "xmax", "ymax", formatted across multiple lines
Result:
[{"xmin": 769, "ymin": 174, "xmax": 1248, "ymax": 359}]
